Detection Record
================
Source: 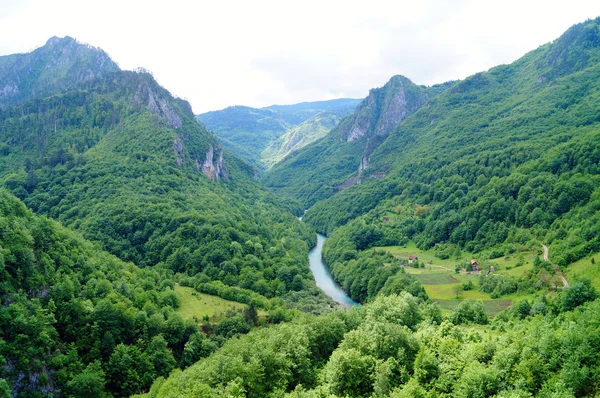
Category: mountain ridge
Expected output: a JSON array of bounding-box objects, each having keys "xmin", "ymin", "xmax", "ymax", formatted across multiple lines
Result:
[
  {"xmin": 197, "ymin": 98, "xmax": 361, "ymax": 170},
  {"xmin": 263, "ymin": 75, "xmax": 452, "ymax": 206},
  {"xmin": 0, "ymin": 36, "xmax": 120, "ymax": 108}
]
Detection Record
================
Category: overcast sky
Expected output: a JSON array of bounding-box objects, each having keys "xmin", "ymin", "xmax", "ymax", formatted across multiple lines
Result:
[{"xmin": 1, "ymin": 0, "xmax": 600, "ymax": 113}]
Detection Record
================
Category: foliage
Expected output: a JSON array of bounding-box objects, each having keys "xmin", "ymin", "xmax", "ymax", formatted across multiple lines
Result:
[
  {"xmin": 0, "ymin": 190, "xmax": 204, "ymax": 395},
  {"xmin": 197, "ymin": 99, "xmax": 360, "ymax": 170},
  {"xmin": 148, "ymin": 293, "xmax": 600, "ymax": 397},
  {"xmin": 0, "ymin": 66, "xmax": 334, "ymax": 315}
]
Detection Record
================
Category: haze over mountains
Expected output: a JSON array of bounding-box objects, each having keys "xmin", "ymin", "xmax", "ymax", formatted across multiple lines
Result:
[
  {"xmin": 197, "ymin": 98, "xmax": 361, "ymax": 170},
  {"xmin": 1, "ymin": 16, "xmax": 600, "ymax": 398}
]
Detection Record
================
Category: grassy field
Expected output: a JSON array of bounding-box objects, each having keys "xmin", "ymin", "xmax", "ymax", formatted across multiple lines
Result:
[
  {"xmin": 435, "ymin": 299, "xmax": 513, "ymax": 317},
  {"xmin": 414, "ymin": 273, "xmax": 460, "ymax": 285},
  {"xmin": 565, "ymin": 252, "xmax": 600, "ymax": 289},
  {"xmin": 175, "ymin": 284, "xmax": 247, "ymax": 321},
  {"xmin": 376, "ymin": 242, "xmax": 542, "ymax": 316}
]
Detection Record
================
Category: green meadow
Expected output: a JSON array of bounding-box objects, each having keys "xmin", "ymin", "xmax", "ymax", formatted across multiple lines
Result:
[
  {"xmin": 377, "ymin": 242, "xmax": 543, "ymax": 315},
  {"xmin": 175, "ymin": 284, "xmax": 248, "ymax": 321}
]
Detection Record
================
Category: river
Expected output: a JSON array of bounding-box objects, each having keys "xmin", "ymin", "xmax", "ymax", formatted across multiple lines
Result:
[{"xmin": 309, "ymin": 233, "xmax": 359, "ymax": 308}]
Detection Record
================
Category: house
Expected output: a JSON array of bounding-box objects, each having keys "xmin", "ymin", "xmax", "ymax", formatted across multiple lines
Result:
[
  {"xmin": 382, "ymin": 217, "xmax": 390, "ymax": 222},
  {"xmin": 408, "ymin": 255, "xmax": 418, "ymax": 263},
  {"xmin": 471, "ymin": 260, "xmax": 479, "ymax": 272}
]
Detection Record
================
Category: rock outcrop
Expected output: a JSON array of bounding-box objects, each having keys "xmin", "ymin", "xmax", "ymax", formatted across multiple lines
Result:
[
  {"xmin": 339, "ymin": 75, "xmax": 430, "ymax": 143},
  {"xmin": 198, "ymin": 144, "xmax": 228, "ymax": 181},
  {"xmin": 134, "ymin": 79, "xmax": 182, "ymax": 129}
]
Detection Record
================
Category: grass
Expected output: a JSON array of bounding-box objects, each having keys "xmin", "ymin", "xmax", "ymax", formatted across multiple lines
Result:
[
  {"xmin": 424, "ymin": 284, "xmax": 490, "ymax": 300},
  {"xmin": 379, "ymin": 242, "xmax": 539, "ymax": 275},
  {"xmin": 434, "ymin": 299, "xmax": 513, "ymax": 317},
  {"xmin": 175, "ymin": 284, "xmax": 247, "ymax": 321},
  {"xmin": 377, "ymin": 242, "xmax": 545, "ymax": 315},
  {"xmin": 414, "ymin": 273, "xmax": 460, "ymax": 285},
  {"xmin": 565, "ymin": 252, "xmax": 600, "ymax": 289}
]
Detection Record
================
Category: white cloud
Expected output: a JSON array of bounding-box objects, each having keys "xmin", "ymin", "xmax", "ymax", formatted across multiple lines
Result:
[{"xmin": 0, "ymin": 0, "xmax": 599, "ymax": 112}]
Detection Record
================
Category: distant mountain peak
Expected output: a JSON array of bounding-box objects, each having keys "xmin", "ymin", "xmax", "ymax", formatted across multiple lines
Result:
[
  {"xmin": 0, "ymin": 35, "xmax": 119, "ymax": 108},
  {"xmin": 45, "ymin": 35, "xmax": 76, "ymax": 46},
  {"xmin": 339, "ymin": 74, "xmax": 429, "ymax": 142}
]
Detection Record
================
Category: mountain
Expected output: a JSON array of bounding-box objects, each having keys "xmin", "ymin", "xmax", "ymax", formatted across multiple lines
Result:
[
  {"xmin": 285, "ymin": 17, "xmax": 600, "ymax": 305},
  {"xmin": 196, "ymin": 98, "xmax": 361, "ymax": 169},
  {"xmin": 148, "ymin": 18, "xmax": 600, "ymax": 397},
  {"xmin": 0, "ymin": 36, "xmax": 335, "ymax": 396},
  {"xmin": 261, "ymin": 110, "xmax": 345, "ymax": 169},
  {"xmin": 0, "ymin": 36, "xmax": 119, "ymax": 108},
  {"xmin": 263, "ymin": 76, "xmax": 451, "ymax": 207},
  {"xmin": 0, "ymin": 37, "xmax": 330, "ymax": 309}
]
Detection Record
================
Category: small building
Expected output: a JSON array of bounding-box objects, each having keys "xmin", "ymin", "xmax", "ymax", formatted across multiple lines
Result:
[
  {"xmin": 408, "ymin": 255, "xmax": 418, "ymax": 263},
  {"xmin": 471, "ymin": 260, "xmax": 479, "ymax": 272},
  {"xmin": 382, "ymin": 217, "xmax": 390, "ymax": 222}
]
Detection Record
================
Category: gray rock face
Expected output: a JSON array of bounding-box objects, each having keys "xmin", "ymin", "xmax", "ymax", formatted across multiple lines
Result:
[
  {"xmin": 336, "ymin": 75, "xmax": 431, "ymax": 189},
  {"xmin": 198, "ymin": 144, "xmax": 228, "ymax": 180},
  {"xmin": 340, "ymin": 75, "xmax": 430, "ymax": 143},
  {"xmin": 173, "ymin": 137, "xmax": 185, "ymax": 168},
  {"xmin": 134, "ymin": 80, "xmax": 182, "ymax": 129}
]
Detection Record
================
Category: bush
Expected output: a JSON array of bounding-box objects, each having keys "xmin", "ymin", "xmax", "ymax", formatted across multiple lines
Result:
[
  {"xmin": 561, "ymin": 279, "xmax": 597, "ymax": 312},
  {"xmin": 451, "ymin": 300, "xmax": 488, "ymax": 325}
]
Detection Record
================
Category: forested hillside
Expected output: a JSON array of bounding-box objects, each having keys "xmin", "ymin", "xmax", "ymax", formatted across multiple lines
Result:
[
  {"xmin": 146, "ymin": 289, "xmax": 599, "ymax": 398},
  {"xmin": 197, "ymin": 99, "xmax": 360, "ymax": 170},
  {"xmin": 0, "ymin": 36, "xmax": 348, "ymax": 397},
  {"xmin": 259, "ymin": 19, "xmax": 600, "ymax": 306},
  {"xmin": 3, "ymin": 16, "xmax": 600, "ymax": 398},
  {"xmin": 0, "ymin": 190, "xmax": 214, "ymax": 396},
  {"xmin": 264, "ymin": 76, "xmax": 451, "ymax": 207}
]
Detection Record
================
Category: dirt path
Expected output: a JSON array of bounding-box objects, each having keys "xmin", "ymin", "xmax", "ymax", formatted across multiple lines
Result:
[
  {"xmin": 429, "ymin": 265, "xmax": 455, "ymax": 272},
  {"xmin": 559, "ymin": 274, "xmax": 569, "ymax": 288},
  {"xmin": 542, "ymin": 243, "xmax": 569, "ymax": 288}
]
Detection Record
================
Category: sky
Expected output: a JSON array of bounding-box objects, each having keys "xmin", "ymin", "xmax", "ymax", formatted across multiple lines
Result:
[{"xmin": 1, "ymin": 0, "xmax": 600, "ymax": 113}]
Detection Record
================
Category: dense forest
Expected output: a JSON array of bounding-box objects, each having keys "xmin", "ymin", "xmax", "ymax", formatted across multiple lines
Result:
[
  {"xmin": 146, "ymin": 288, "xmax": 599, "ymax": 397},
  {"xmin": 263, "ymin": 18, "xmax": 600, "ymax": 310},
  {"xmin": 2, "ymin": 16, "xmax": 600, "ymax": 398}
]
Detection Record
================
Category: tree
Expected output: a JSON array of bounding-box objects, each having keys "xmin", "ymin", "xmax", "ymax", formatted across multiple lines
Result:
[
  {"xmin": 323, "ymin": 348, "xmax": 376, "ymax": 397},
  {"xmin": 451, "ymin": 300, "xmax": 488, "ymax": 325},
  {"xmin": 146, "ymin": 335, "xmax": 176, "ymax": 378},
  {"xmin": 562, "ymin": 279, "xmax": 597, "ymax": 312},
  {"xmin": 452, "ymin": 284, "xmax": 463, "ymax": 299},
  {"xmin": 0, "ymin": 379, "xmax": 12, "ymax": 398},
  {"xmin": 66, "ymin": 361, "xmax": 106, "ymax": 398},
  {"xmin": 106, "ymin": 344, "xmax": 153, "ymax": 396}
]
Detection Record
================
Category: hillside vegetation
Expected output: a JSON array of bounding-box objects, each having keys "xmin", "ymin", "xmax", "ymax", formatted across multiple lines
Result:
[
  {"xmin": 264, "ymin": 76, "xmax": 451, "ymax": 207},
  {"xmin": 3, "ymin": 17, "xmax": 600, "ymax": 398},
  {"xmin": 197, "ymin": 99, "xmax": 360, "ymax": 170},
  {"xmin": 265, "ymin": 19, "xmax": 600, "ymax": 310},
  {"xmin": 146, "ymin": 290, "xmax": 599, "ymax": 398}
]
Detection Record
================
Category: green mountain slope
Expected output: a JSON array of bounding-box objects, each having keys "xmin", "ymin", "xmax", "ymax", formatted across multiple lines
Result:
[
  {"xmin": 197, "ymin": 98, "xmax": 360, "ymax": 169},
  {"xmin": 0, "ymin": 36, "xmax": 119, "ymax": 108},
  {"xmin": 263, "ymin": 76, "xmax": 450, "ymax": 207},
  {"xmin": 0, "ymin": 38, "xmax": 332, "ymax": 315},
  {"xmin": 148, "ymin": 290, "xmax": 600, "ymax": 398},
  {"xmin": 295, "ymin": 18, "xmax": 600, "ymax": 305},
  {"xmin": 261, "ymin": 110, "xmax": 347, "ymax": 168},
  {"xmin": 0, "ymin": 189, "xmax": 211, "ymax": 396}
]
